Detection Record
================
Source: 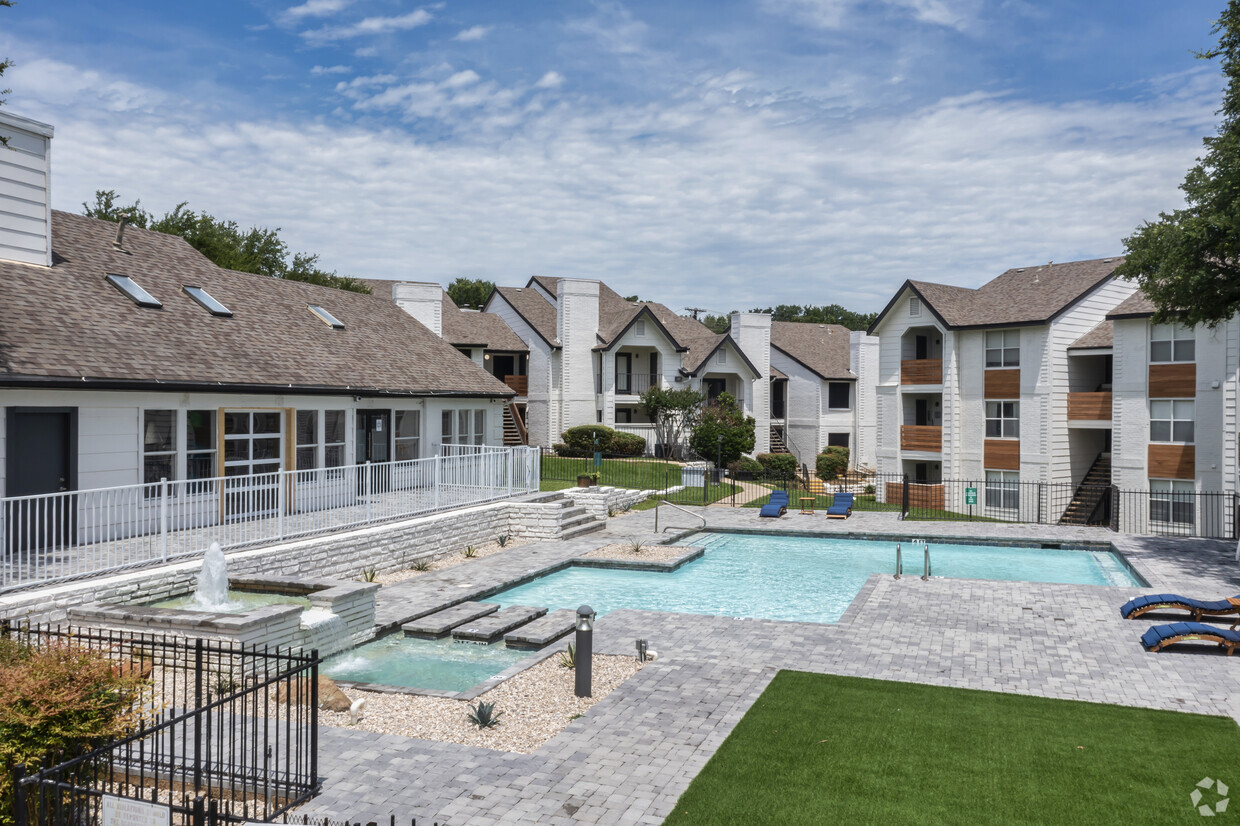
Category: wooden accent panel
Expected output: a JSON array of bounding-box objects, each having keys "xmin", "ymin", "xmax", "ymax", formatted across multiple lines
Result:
[
  {"xmin": 984, "ymin": 369, "xmax": 1020, "ymax": 399},
  {"xmin": 984, "ymin": 439, "xmax": 1019, "ymax": 470},
  {"xmin": 885, "ymin": 482, "xmax": 945, "ymax": 510},
  {"xmin": 900, "ymin": 425, "xmax": 942, "ymax": 452},
  {"xmin": 1148, "ymin": 363, "xmax": 1195, "ymax": 398},
  {"xmin": 901, "ymin": 359, "xmax": 942, "ymax": 385},
  {"xmin": 1067, "ymin": 392, "xmax": 1112, "ymax": 421},
  {"xmin": 1148, "ymin": 444, "xmax": 1195, "ymax": 480},
  {"xmin": 504, "ymin": 375, "xmax": 528, "ymax": 395}
]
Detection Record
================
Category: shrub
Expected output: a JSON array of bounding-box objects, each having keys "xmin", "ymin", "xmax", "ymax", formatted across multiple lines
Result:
[
  {"xmin": 552, "ymin": 442, "xmax": 583, "ymax": 458},
  {"xmin": 558, "ymin": 643, "xmax": 576, "ymax": 669},
  {"xmin": 690, "ymin": 393, "xmax": 755, "ymax": 465},
  {"xmin": 610, "ymin": 432, "xmax": 647, "ymax": 456},
  {"xmin": 465, "ymin": 700, "xmax": 503, "ymax": 729},
  {"xmin": 756, "ymin": 453, "xmax": 797, "ymax": 478},
  {"xmin": 816, "ymin": 446, "xmax": 850, "ymax": 482},
  {"xmin": 728, "ymin": 457, "xmax": 764, "ymax": 475},
  {"xmin": 561, "ymin": 425, "xmax": 618, "ymax": 454}
]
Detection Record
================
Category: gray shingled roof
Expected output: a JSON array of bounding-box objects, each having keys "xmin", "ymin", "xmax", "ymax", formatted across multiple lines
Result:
[
  {"xmin": 1107, "ymin": 291, "xmax": 1159, "ymax": 319},
  {"xmin": 440, "ymin": 294, "xmax": 528, "ymax": 352},
  {"xmin": 770, "ymin": 321, "xmax": 855, "ymax": 380},
  {"xmin": 1069, "ymin": 320, "xmax": 1114, "ymax": 349},
  {"xmin": 491, "ymin": 285, "xmax": 560, "ymax": 346},
  {"xmin": 0, "ymin": 212, "xmax": 514, "ymax": 397}
]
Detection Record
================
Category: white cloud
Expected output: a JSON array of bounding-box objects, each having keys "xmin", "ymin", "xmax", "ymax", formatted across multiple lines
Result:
[
  {"xmin": 453, "ymin": 25, "xmax": 492, "ymax": 42},
  {"xmin": 302, "ymin": 9, "xmax": 433, "ymax": 44},
  {"xmin": 353, "ymin": 46, "xmax": 378, "ymax": 57},
  {"xmin": 567, "ymin": 1, "xmax": 648, "ymax": 55},
  {"xmin": 762, "ymin": 0, "xmax": 983, "ymax": 32},
  {"xmin": 311, "ymin": 64, "xmax": 353, "ymax": 76},
  {"xmin": 442, "ymin": 70, "xmax": 480, "ymax": 89},
  {"xmin": 534, "ymin": 71, "xmax": 565, "ymax": 89},
  {"xmin": 281, "ymin": 0, "xmax": 352, "ymax": 23},
  {"xmin": 8, "ymin": 57, "xmax": 165, "ymax": 113}
]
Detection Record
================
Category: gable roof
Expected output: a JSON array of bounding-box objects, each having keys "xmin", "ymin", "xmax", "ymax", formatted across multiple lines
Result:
[
  {"xmin": 770, "ymin": 321, "xmax": 855, "ymax": 380},
  {"xmin": 1106, "ymin": 291, "xmax": 1160, "ymax": 320},
  {"xmin": 440, "ymin": 294, "xmax": 528, "ymax": 352},
  {"xmin": 0, "ymin": 211, "xmax": 513, "ymax": 397},
  {"xmin": 1069, "ymin": 320, "xmax": 1114, "ymax": 350},
  {"xmin": 681, "ymin": 332, "xmax": 762, "ymax": 378},
  {"xmin": 489, "ymin": 285, "xmax": 560, "ymax": 347},
  {"xmin": 870, "ymin": 257, "xmax": 1124, "ymax": 333}
]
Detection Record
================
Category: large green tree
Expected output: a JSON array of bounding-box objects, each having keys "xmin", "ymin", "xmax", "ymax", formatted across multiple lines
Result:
[
  {"xmin": 1115, "ymin": 1, "xmax": 1240, "ymax": 325},
  {"xmin": 641, "ymin": 386, "xmax": 705, "ymax": 458},
  {"xmin": 690, "ymin": 392, "xmax": 756, "ymax": 466},
  {"xmin": 447, "ymin": 277, "xmax": 496, "ymax": 309},
  {"xmin": 82, "ymin": 191, "xmax": 371, "ymax": 294},
  {"xmin": 701, "ymin": 304, "xmax": 877, "ymax": 334}
]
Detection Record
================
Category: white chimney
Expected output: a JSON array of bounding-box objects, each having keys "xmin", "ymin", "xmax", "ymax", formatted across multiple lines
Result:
[
  {"xmin": 557, "ymin": 279, "xmax": 600, "ymax": 428},
  {"xmin": 0, "ymin": 111, "xmax": 54, "ymax": 267},
  {"xmin": 731, "ymin": 312, "xmax": 772, "ymax": 453},
  {"xmin": 393, "ymin": 281, "xmax": 444, "ymax": 337}
]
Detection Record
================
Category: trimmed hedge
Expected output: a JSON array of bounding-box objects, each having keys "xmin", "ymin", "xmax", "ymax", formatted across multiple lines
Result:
[
  {"xmin": 757, "ymin": 453, "xmax": 798, "ymax": 478},
  {"xmin": 728, "ymin": 457, "xmax": 764, "ymax": 475},
  {"xmin": 611, "ymin": 432, "xmax": 647, "ymax": 456},
  {"xmin": 555, "ymin": 425, "xmax": 646, "ymax": 457},
  {"xmin": 816, "ymin": 446, "xmax": 850, "ymax": 481}
]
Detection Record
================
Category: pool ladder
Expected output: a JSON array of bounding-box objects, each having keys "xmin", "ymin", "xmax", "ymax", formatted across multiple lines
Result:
[{"xmin": 896, "ymin": 540, "xmax": 931, "ymax": 580}]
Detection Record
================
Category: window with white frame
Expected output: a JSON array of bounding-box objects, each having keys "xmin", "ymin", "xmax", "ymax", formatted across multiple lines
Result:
[
  {"xmin": 442, "ymin": 409, "xmax": 486, "ymax": 445},
  {"xmin": 985, "ymin": 401, "xmax": 1019, "ymax": 438},
  {"xmin": 827, "ymin": 382, "xmax": 850, "ymax": 410},
  {"xmin": 635, "ymin": 319, "xmax": 646, "ymax": 337},
  {"xmin": 296, "ymin": 410, "xmax": 318, "ymax": 470},
  {"xmin": 985, "ymin": 470, "xmax": 1019, "ymax": 510},
  {"xmin": 1149, "ymin": 399, "xmax": 1194, "ymax": 443},
  {"xmin": 324, "ymin": 410, "xmax": 346, "ymax": 472},
  {"xmin": 718, "ymin": 348, "xmax": 727, "ymax": 364},
  {"xmin": 395, "ymin": 410, "xmax": 421, "ymax": 460},
  {"xmin": 910, "ymin": 296, "xmax": 921, "ymax": 317},
  {"xmin": 1150, "ymin": 323, "xmax": 1195, "ymax": 363},
  {"xmin": 186, "ymin": 410, "xmax": 216, "ymax": 481},
  {"xmin": 143, "ymin": 410, "xmax": 176, "ymax": 486},
  {"xmin": 1150, "ymin": 479, "xmax": 1194, "ymax": 524},
  {"xmin": 223, "ymin": 411, "xmax": 283, "ymax": 478},
  {"xmin": 985, "ymin": 330, "xmax": 1020, "ymax": 368}
]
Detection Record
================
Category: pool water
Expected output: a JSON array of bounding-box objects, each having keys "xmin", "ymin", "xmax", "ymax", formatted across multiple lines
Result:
[
  {"xmin": 489, "ymin": 532, "xmax": 1142, "ymax": 625},
  {"xmin": 321, "ymin": 634, "xmax": 531, "ymax": 692},
  {"xmin": 149, "ymin": 590, "xmax": 311, "ymax": 613}
]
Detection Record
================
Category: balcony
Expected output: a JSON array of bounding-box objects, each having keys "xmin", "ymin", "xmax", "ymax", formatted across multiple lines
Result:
[
  {"xmin": 900, "ymin": 425, "xmax": 942, "ymax": 452},
  {"xmin": 901, "ymin": 359, "xmax": 942, "ymax": 385},
  {"xmin": 597, "ymin": 372, "xmax": 661, "ymax": 397},
  {"xmin": 1067, "ymin": 391, "xmax": 1111, "ymax": 421},
  {"xmin": 503, "ymin": 375, "xmax": 528, "ymax": 395}
]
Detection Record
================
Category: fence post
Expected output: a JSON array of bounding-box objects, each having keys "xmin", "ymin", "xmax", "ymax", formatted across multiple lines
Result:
[
  {"xmin": 1037, "ymin": 482, "xmax": 1044, "ymax": 524},
  {"xmin": 434, "ymin": 455, "xmax": 441, "ymax": 511},
  {"xmin": 1110, "ymin": 486, "xmax": 1120, "ymax": 532},
  {"xmin": 160, "ymin": 477, "xmax": 169, "ymax": 562},
  {"xmin": 901, "ymin": 474, "xmax": 910, "ymax": 520},
  {"xmin": 12, "ymin": 764, "xmax": 26, "ymax": 826},
  {"xmin": 192, "ymin": 795, "xmax": 206, "ymax": 826},
  {"xmin": 364, "ymin": 461, "xmax": 372, "ymax": 523},
  {"xmin": 278, "ymin": 468, "xmax": 287, "ymax": 541},
  {"xmin": 310, "ymin": 649, "xmax": 320, "ymax": 790},
  {"xmin": 193, "ymin": 638, "xmax": 204, "ymax": 795},
  {"xmin": 507, "ymin": 449, "xmax": 513, "ymax": 499}
]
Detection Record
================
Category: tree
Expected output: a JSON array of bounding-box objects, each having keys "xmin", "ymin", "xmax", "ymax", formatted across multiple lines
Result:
[
  {"xmin": 622, "ymin": 294, "xmax": 640, "ymax": 302},
  {"xmin": 690, "ymin": 392, "xmax": 756, "ymax": 466},
  {"xmin": 1114, "ymin": 1, "xmax": 1240, "ymax": 326},
  {"xmin": 701, "ymin": 313, "xmax": 732, "ymax": 334},
  {"xmin": 640, "ymin": 386, "xmax": 704, "ymax": 458},
  {"xmin": 80, "ymin": 190, "xmax": 371, "ymax": 294},
  {"xmin": 748, "ymin": 303, "xmax": 878, "ymax": 331},
  {"xmin": 0, "ymin": 1, "xmax": 14, "ymax": 148},
  {"xmin": 447, "ymin": 277, "xmax": 496, "ymax": 309}
]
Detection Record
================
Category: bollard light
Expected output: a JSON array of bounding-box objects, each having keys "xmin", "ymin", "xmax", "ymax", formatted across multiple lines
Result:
[{"xmin": 575, "ymin": 604, "xmax": 595, "ymax": 697}]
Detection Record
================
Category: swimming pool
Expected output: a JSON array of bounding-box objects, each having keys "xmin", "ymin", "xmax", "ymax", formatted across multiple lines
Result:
[
  {"xmin": 321, "ymin": 634, "xmax": 531, "ymax": 692},
  {"xmin": 489, "ymin": 532, "xmax": 1143, "ymax": 624}
]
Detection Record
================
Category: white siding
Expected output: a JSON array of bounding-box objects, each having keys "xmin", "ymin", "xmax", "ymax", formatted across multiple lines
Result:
[
  {"xmin": 0, "ymin": 113, "xmax": 54, "ymax": 267},
  {"xmin": 1110, "ymin": 317, "xmax": 1149, "ymax": 492},
  {"xmin": 850, "ymin": 331, "xmax": 879, "ymax": 470},
  {"xmin": 485, "ymin": 294, "xmax": 556, "ymax": 447},
  {"xmin": 557, "ymin": 279, "xmax": 600, "ymax": 438}
]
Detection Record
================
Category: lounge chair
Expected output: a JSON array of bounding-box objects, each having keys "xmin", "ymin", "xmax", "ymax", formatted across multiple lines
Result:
[
  {"xmin": 1119, "ymin": 593, "xmax": 1240, "ymax": 622},
  {"xmin": 759, "ymin": 491, "xmax": 789, "ymax": 518},
  {"xmin": 1141, "ymin": 622, "xmax": 1240, "ymax": 655},
  {"xmin": 825, "ymin": 492, "xmax": 854, "ymax": 520}
]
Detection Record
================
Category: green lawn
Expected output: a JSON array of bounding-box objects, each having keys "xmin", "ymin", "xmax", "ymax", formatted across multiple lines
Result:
[
  {"xmin": 742, "ymin": 490, "xmax": 1009, "ymax": 522},
  {"xmin": 665, "ymin": 671, "xmax": 1240, "ymax": 825},
  {"xmin": 540, "ymin": 455, "xmax": 683, "ymax": 491}
]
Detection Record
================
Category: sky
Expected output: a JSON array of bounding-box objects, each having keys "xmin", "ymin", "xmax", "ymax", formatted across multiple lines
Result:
[{"xmin": 1, "ymin": 0, "xmax": 1229, "ymax": 314}]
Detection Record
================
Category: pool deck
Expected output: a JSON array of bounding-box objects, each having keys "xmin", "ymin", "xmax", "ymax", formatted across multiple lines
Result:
[{"xmin": 298, "ymin": 506, "xmax": 1240, "ymax": 824}]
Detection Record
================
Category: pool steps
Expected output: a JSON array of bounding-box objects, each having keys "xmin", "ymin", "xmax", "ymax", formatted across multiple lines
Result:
[
  {"xmin": 503, "ymin": 608, "xmax": 577, "ymax": 650},
  {"xmin": 401, "ymin": 601, "xmax": 500, "ymax": 639},
  {"xmin": 453, "ymin": 605, "xmax": 549, "ymax": 643}
]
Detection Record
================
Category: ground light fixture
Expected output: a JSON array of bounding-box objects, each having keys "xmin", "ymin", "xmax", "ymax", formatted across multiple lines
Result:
[{"xmin": 575, "ymin": 604, "xmax": 595, "ymax": 698}]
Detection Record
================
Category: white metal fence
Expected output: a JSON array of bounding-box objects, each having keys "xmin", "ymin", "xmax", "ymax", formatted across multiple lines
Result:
[{"xmin": 0, "ymin": 446, "xmax": 540, "ymax": 592}]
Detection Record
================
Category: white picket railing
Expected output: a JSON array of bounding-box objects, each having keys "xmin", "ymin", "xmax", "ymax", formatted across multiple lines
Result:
[{"xmin": 0, "ymin": 446, "xmax": 540, "ymax": 593}]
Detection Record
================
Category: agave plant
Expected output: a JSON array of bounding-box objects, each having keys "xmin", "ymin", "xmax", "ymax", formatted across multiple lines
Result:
[
  {"xmin": 411, "ymin": 558, "xmax": 433, "ymax": 572},
  {"xmin": 466, "ymin": 700, "xmax": 503, "ymax": 729},
  {"xmin": 557, "ymin": 643, "xmax": 576, "ymax": 669},
  {"xmin": 360, "ymin": 566, "xmax": 378, "ymax": 582},
  {"xmin": 462, "ymin": 545, "xmax": 478, "ymax": 559},
  {"xmin": 497, "ymin": 534, "xmax": 512, "ymax": 548},
  {"xmin": 627, "ymin": 539, "xmax": 645, "ymax": 554}
]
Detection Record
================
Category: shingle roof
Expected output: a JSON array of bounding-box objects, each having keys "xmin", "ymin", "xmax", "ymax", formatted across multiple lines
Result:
[
  {"xmin": 1069, "ymin": 320, "xmax": 1114, "ymax": 349},
  {"xmin": 491, "ymin": 285, "xmax": 560, "ymax": 347},
  {"xmin": 440, "ymin": 294, "xmax": 528, "ymax": 352},
  {"xmin": 0, "ymin": 211, "xmax": 513, "ymax": 397},
  {"xmin": 872, "ymin": 257, "xmax": 1124, "ymax": 332},
  {"xmin": 1107, "ymin": 291, "xmax": 1159, "ymax": 319},
  {"xmin": 770, "ymin": 321, "xmax": 855, "ymax": 380}
]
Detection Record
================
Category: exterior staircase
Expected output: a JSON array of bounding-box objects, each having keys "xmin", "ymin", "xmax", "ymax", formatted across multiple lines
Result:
[
  {"xmin": 1059, "ymin": 453, "xmax": 1112, "ymax": 526},
  {"xmin": 769, "ymin": 426, "xmax": 790, "ymax": 454},
  {"xmin": 558, "ymin": 497, "xmax": 606, "ymax": 540},
  {"xmin": 503, "ymin": 402, "xmax": 528, "ymax": 447}
]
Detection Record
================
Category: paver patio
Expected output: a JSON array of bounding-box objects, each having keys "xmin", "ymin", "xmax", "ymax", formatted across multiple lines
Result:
[{"xmin": 295, "ymin": 505, "xmax": 1240, "ymax": 824}]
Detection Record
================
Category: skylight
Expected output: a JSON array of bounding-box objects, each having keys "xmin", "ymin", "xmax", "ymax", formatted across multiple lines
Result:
[
  {"xmin": 106, "ymin": 274, "xmax": 162, "ymax": 308},
  {"xmin": 183, "ymin": 286, "xmax": 233, "ymax": 317},
  {"xmin": 308, "ymin": 304, "xmax": 345, "ymax": 329}
]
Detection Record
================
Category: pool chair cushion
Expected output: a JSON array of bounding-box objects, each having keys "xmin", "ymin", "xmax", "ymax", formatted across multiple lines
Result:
[
  {"xmin": 825, "ymin": 492, "xmax": 854, "ymax": 519},
  {"xmin": 1119, "ymin": 593, "xmax": 1240, "ymax": 621},
  {"xmin": 1141, "ymin": 621, "xmax": 1240, "ymax": 655},
  {"xmin": 759, "ymin": 498, "xmax": 787, "ymax": 518}
]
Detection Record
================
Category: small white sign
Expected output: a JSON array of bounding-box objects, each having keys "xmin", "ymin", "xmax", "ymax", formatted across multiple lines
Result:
[
  {"xmin": 375, "ymin": 419, "xmax": 383, "ymax": 432},
  {"xmin": 101, "ymin": 795, "xmax": 170, "ymax": 826}
]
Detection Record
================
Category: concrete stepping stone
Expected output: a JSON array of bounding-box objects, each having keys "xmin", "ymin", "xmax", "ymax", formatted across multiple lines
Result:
[
  {"xmin": 401, "ymin": 601, "xmax": 499, "ymax": 639},
  {"xmin": 504, "ymin": 608, "xmax": 577, "ymax": 649},
  {"xmin": 452, "ymin": 605, "xmax": 548, "ymax": 643}
]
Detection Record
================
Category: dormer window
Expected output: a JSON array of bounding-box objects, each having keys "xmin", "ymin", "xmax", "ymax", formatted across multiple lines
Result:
[
  {"xmin": 106, "ymin": 274, "xmax": 162, "ymax": 308},
  {"xmin": 909, "ymin": 296, "xmax": 921, "ymax": 317},
  {"xmin": 183, "ymin": 286, "xmax": 232, "ymax": 317},
  {"xmin": 308, "ymin": 304, "xmax": 345, "ymax": 329}
]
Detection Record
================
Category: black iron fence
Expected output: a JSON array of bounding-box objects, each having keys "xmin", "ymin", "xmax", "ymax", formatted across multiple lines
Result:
[{"xmin": 8, "ymin": 623, "xmax": 319, "ymax": 826}]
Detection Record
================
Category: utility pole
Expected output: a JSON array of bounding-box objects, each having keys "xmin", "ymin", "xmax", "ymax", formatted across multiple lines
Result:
[{"xmin": 684, "ymin": 307, "xmax": 709, "ymax": 320}]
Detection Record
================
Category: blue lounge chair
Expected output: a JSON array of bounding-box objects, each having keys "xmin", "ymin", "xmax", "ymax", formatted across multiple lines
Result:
[
  {"xmin": 1119, "ymin": 593, "xmax": 1240, "ymax": 622},
  {"xmin": 759, "ymin": 491, "xmax": 789, "ymax": 518},
  {"xmin": 825, "ymin": 492, "xmax": 854, "ymax": 519},
  {"xmin": 1141, "ymin": 622, "xmax": 1240, "ymax": 655}
]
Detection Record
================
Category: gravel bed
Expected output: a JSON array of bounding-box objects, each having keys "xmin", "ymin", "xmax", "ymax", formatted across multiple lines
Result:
[
  {"xmin": 376, "ymin": 538, "xmax": 530, "ymax": 585},
  {"xmin": 319, "ymin": 654, "xmax": 644, "ymax": 753},
  {"xmin": 580, "ymin": 542, "xmax": 688, "ymax": 563}
]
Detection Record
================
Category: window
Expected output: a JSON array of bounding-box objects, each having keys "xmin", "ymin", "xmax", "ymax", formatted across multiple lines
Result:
[
  {"xmin": 1150, "ymin": 479, "xmax": 1194, "ymax": 524},
  {"xmin": 1150, "ymin": 323, "xmax": 1194, "ymax": 363},
  {"xmin": 985, "ymin": 470, "xmax": 1019, "ymax": 510},
  {"xmin": 717, "ymin": 348, "xmax": 728, "ymax": 364},
  {"xmin": 616, "ymin": 408, "xmax": 632, "ymax": 424},
  {"xmin": 442, "ymin": 408, "xmax": 486, "ymax": 445},
  {"xmin": 143, "ymin": 410, "xmax": 176, "ymax": 486},
  {"xmin": 827, "ymin": 432, "xmax": 849, "ymax": 448},
  {"xmin": 107, "ymin": 274, "xmax": 162, "ymax": 308},
  {"xmin": 296, "ymin": 410, "xmax": 318, "ymax": 470},
  {"xmin": 827, "ymin": 382, "xmax": 850, "ymax": 410},
  {"xmin": 308, "ymin": 304, "xmax": 345, "ymax": 329},
  {"xmin": 909, "ymin": 296, "xmax": 921, "ymax": 317},
  {"xmin": 324, "ymin": 410, "xmax": 347, "ymax": 470},
  {"xmin": 183, "ymin": 286, "xmax": 232, "ymax": 317},
  {"xmin": 395, "ymin": 410, "xmax": 421, "ymax": 460},
  {"xmin": 635, "ymin": 320, "xmax": 646, "ymax": 337},
  {"xmin": 1150, "ymin": 400, "xmax": 1194, "ymax": 443},
  {"xmin": 224, "ymin": 411, "xmax": 283, "ymax": 477},
  {"xmin": 985, "ymin": 401, "xmax": 1019, "ymax": 438},
  {"xmin": 985, "ymin": 330, "xmax": 1020, "ymax": 368},
  {"xmin": 186, "ymin": 410, "xmax": 216, "ymax": 481}
]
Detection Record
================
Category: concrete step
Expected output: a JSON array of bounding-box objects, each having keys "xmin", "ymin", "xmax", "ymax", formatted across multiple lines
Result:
[
  {"xmin": 402, "ymin": 601, "xmax": 499, "ymax": 639},
  {"xmin": 504, "ymin": 608, "xmax": 577, "ymax": 649},
  {"xmin": 452, "ymin": 605, "xmax": 548, "ymax": 643},
  {"xmin": 562, "ymin": 520, "xmax": 606, "ymax": 540}
]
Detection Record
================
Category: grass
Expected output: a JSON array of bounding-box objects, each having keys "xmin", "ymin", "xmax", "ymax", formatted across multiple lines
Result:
[
  {"xmin": 742, "ymin": 490, "xmax": 1009, "ymax": 522},
  {"xmin": 541, "ymin": 455, "xmax": 683, "ymax": 491},
  {"xmin": 664, "ymin": 671, "xmax": 1240, "ymax": 825}
]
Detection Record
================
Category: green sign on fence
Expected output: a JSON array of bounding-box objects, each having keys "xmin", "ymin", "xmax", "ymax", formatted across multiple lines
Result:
[
  {"xmin": 965, "ymin": 487, "xmax": 978, "ymax": 505},
  {"xmin": 593, "ymin": 451, "xmax": 602, "ymax": 467}
]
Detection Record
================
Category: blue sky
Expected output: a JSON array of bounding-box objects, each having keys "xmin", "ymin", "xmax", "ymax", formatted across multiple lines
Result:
[{"xmin": 2, "ymin": 0, "xmax": 1228, "ymax": 313}]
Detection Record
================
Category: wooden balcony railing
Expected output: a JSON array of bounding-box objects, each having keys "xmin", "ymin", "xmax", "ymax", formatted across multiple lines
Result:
[
  {"xmin": 901, "ymin": 359, "xmax": 942, "ymax": 385},
  {"xmin": 503, "ymin": 375, "xmax": 528, "ymax": 395},
  {"xmin": 1067, "ymin": 391, "xmax": 1112, "ymax": 421},
  {"xmin": 900, "ymin": 425, "xmax": 942, "ymax": 452}
]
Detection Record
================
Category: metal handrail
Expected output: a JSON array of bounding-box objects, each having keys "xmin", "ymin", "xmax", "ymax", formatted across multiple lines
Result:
[
  {"xmin": 894, "ymin": 543, "xmax": 902, "ymax": 579},
  {"xmin": 922, "ymin": 543, "xmax": 932, "ymax": 581},
  {"xmin": 654, "ymin": 500, "xmax": 707, "ymax": 533}
]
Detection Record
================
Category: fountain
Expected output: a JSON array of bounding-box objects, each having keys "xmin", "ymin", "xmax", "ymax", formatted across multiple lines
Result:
[{"xmin": 194, "ymin": 542, "xmax": 236, "ymax": 611}]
